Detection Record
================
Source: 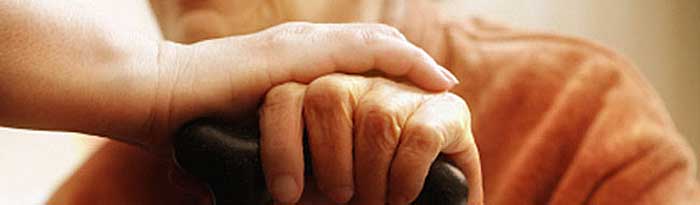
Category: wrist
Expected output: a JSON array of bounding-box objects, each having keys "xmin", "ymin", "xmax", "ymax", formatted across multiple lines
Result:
[
  {"xmin": 133, "ymin": 40, "xmax": 190, "ymax": 151},
  {"xmin": 73, "ymin": 38, "xmax": 170, "ymax": 146}
]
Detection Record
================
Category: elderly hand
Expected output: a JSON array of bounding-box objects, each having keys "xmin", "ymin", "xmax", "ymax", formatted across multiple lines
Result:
[{"xmin": 259, "ymin": 74, "xmax": 482, "ymax": 204}]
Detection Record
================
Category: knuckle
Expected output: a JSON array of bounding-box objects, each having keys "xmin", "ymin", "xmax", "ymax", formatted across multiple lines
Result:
[
  {"xmin": 266, "ymin": 83, "xmax": 303, "ymax": 101},
  {"xmin": 357, "ymin": 24, "xmax": 406, "ymax": 46},
  {"xmin": 304, "ymin": 76, "xmax": 350, "ymax": 109},
  {"xmin": 357, "ymin": 103, "xmax": 402, "ymax": 151},
  {"xmin": 308, "ymin": 74, "xmax": 348, "ymax": 89},
  {"xmin": 370, "ymin": 23, "xmax": 403, "ymax": 38},
  {"xmin": 335, "ymin": 24, "xmax": 403, "ymax": 48},
  {"xmin": 354, "ymin": 29, "xmax": 385, "ymax": 47},
  {"xmin": 404, "ymin": 122, "xmax": 444, "ymax": 153},
  {"xmin": 262, "ymin": 83, "xmax": 304, "ymax": 110},
  {"xmin": 276, "ymin": 22, "xmax": 315, "ymax": 34},
  {"xmin": 349, "ymin": 25, "xmax": 393, "ymax": 47},
  {"xmin": 422, "ymin": 94, "xmax": 475, "ymax": 153},
  {"xmin": 443, "ymin": 93, "xmax": 469, "ymax": 110},
  {"xmin": 441, "ymin": 92, "xmax": 472, "ymax": 124},
  {"xmin": 259, "ymin": 22, "xmax": 315, "ymax": 48}
]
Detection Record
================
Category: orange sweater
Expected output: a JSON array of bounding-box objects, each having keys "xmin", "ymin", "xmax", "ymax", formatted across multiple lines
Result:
[{"xmin": 390, "ymin": 2, "xmax": 700, "ymax": 204}]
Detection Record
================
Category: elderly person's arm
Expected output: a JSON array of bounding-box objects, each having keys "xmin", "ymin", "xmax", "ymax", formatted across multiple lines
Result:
[{"xmin": 442, "ymin": 17, "xmax": 700, "ymax": 204}]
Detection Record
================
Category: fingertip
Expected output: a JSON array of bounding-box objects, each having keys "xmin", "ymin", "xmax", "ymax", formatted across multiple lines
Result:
[
  {"xmin": 327, "ymin": 186, "xmax": 354, "ymax": 203},
  {"xmin": 439, "ymin": 66, "xmax": 460, "ymax": 85},
  {"xmin": 413, "ymin": 49, "xmax": 458, "ymax": 91},
  {"xmin": 270, "ymin": 175, "xmax": 302, "ymax": 203},
  {"xmin": 412, "ymin": 64, "xmax": 458, "ymax": 92},
  {"xmin": 432, "ymin": 65, "xmax": 459, "ymax": 90},
  {"xmin": 447, "ymin": 151, "xmax": 484, "ymax": 205},
  {"xmin": 388, "ymin": 195, "xmax": 410, "ymax": 205}
]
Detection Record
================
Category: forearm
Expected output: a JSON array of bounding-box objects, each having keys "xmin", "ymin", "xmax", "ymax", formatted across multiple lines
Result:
[{"xmin": 0, "ymin": 0, "xmax": 164, "ymax": 143}]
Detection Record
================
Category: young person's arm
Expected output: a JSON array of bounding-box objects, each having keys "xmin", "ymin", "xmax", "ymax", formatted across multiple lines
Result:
[
  {"xmin": 0, "ymin": 0, "xmax": 164, "ymax": 144},
  {"xmin": 0, "ymin": 0, "xmax": 458, "ymax": 152}
]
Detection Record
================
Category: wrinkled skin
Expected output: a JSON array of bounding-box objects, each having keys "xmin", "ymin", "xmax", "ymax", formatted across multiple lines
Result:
[{"xmin": 259, "ymin": 74, "xmax": 479, "ymax": 204}]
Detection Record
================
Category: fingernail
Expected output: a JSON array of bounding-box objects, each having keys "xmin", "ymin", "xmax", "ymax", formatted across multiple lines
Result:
[
  {"xmin": 439, "ymin": 67, "xmax": 460, "ymax": 85},
  {"xmin": 271, "ymin": 175, "xmax": 299, "ymax": 203},
  {"xmin": 329, "ymin": 186, "xmax": 354, "ymax": 203}
]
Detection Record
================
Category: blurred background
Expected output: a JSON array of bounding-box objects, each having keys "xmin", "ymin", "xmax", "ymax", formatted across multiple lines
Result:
[{"xmin": 0, "ymin": 0, "xmax": 697, "ymax": 204}]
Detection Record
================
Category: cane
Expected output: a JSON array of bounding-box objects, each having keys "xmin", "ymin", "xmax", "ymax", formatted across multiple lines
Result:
[{"xmin": 173, "ymin": 118, "xmax": 468, "ymax": 205}]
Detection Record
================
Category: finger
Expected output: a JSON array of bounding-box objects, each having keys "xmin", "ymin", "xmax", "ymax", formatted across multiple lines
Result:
[
  {"xmin": 260, "ymin": 82, "xmax": 307, "ymax": 203},
  {"xmin": 352, "ymin": 84, "xmax": 421, "ymax": 204},
  {"xmin": 303, "ymin": 75, "xmax": 368, "ymax": 203},
  {"xmin": 323, "ymin": 26, "xmax": 457, "ymax": 91},
  {"xmin": 296, "ymin": 177, "xmax": 338, "ymax": 205},
  {"xmin": 305, "ymin": 81, "xmax": 356, "ymax": 203},
  {"xmin": 447, "ymin": 147, "xmax": 484, "ymax": 205},
  {"xmin": 257, "ymin": 22, "xmax": 458, "ymax": 91},
  {"xmin": 387, "ymin": 93, "xmax": 472, "ymax": 204},
  {"xmin": 435, "ymin": 94, "xmax": 483, "ymax": 205}
]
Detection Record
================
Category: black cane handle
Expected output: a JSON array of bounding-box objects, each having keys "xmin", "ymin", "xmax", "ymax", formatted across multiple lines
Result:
[{"xmin": 172, "ymin": 118, "xmax": 468, "ymax": 205}]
